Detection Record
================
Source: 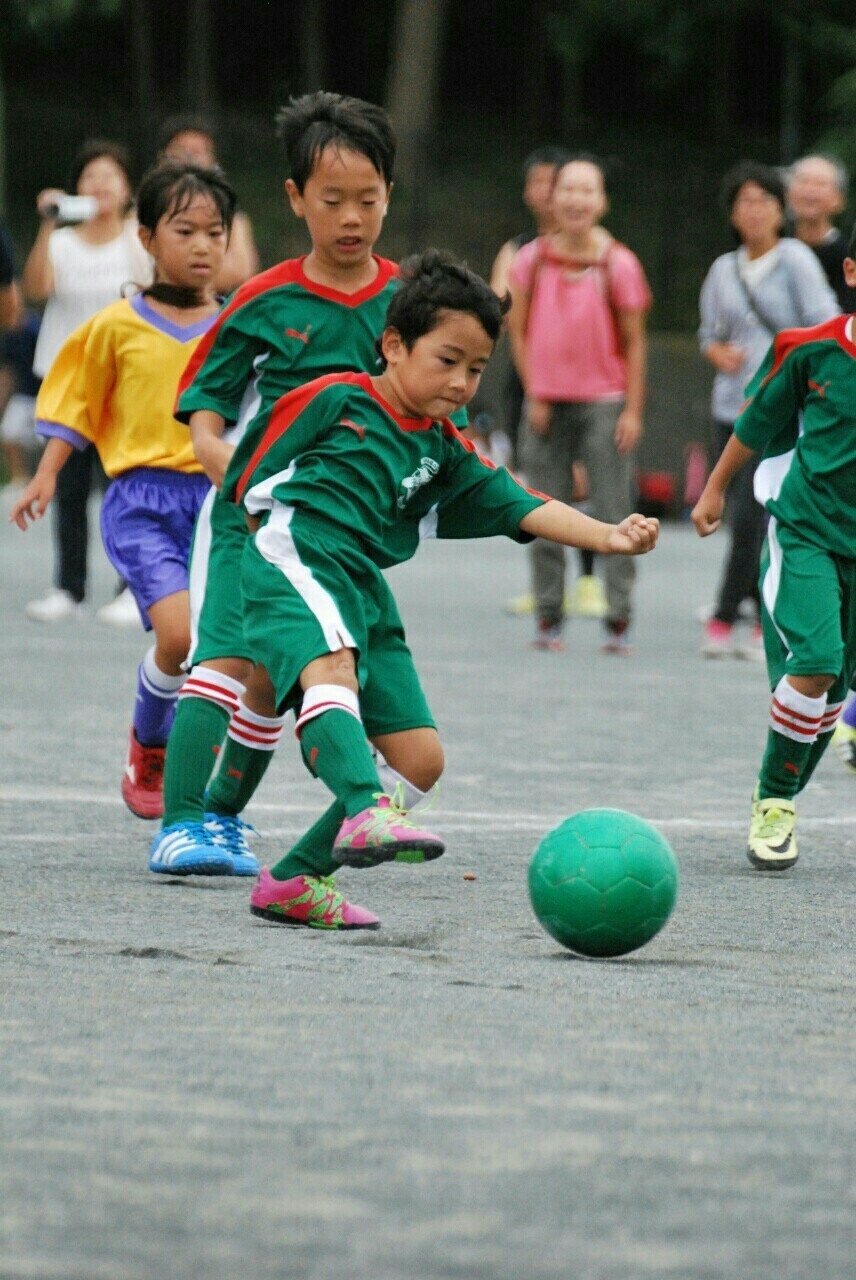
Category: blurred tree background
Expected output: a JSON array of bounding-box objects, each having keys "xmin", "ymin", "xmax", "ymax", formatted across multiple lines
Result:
[{"xmin": 1, "ymin": 0, "xmax": 854, "ymax": 333}]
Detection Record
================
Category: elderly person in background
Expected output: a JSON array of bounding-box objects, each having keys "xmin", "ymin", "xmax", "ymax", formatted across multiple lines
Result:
[
  {"xmin": 787, "ymin": 153, "xmax": 856, "ymax": 312},
  {"xmin": 698, "ymin": 161, "xmax": 839, "ymax": 660}
]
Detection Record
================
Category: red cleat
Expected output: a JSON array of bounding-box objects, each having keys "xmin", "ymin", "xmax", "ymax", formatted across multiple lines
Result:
[{"xmin": 121, "ymin": 727, "xmax": 165, "ymax": 819}]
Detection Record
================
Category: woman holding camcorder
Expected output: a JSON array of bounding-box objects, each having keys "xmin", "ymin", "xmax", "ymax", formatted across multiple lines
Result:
[{"xmin": 22, "ymin": 139, "xmax": 151, "ymax": 624}]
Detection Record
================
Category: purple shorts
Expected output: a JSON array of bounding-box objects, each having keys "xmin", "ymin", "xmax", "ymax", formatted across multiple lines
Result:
[{"xmin": 100, "ymin": 468, "xmax": 211, "ymax": 630}]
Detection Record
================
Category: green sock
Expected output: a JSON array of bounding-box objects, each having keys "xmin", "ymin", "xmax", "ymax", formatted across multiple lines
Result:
[
  {"xmin": 162, "ymin": 697, "xmax": 230, "ymax": 824},
  {"xmin": 207, "ymin": 740, "xmax": 275, "ymax": 817},
  {"xmin": 796, "ymin": 729, "xmax": 834, "ymax": 792},
  {"xmin": 300, "ymin": 709, "xmax": 380, "ymax": 816},
  {"xmin": 270, "ymin": 801, "xmax": 344, "ymax": 881},
  {"xmin": 758, "ymin": 728, "xmax": 813, "ymax": 800}
]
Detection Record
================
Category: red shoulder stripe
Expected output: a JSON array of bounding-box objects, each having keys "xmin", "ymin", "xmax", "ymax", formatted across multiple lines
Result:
[
  {"xmin": 176, "ymin": 260, "xmax": 304, "ymax": 404},
  {"xmin": 759, "ymin": 317, "xmax": 843, "ymax": 389},
  {"xmin": 236, "ymin": 371, "xmax": 362, "ymax": 502},
  {"xmin": 441, "ymin": 422, "xmax": 550, "ymax": 501}
]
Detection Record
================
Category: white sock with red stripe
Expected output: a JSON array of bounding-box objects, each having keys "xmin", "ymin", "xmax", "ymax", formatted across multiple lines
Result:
[
  {"xmin": 769, "ymin": 677, "xmax": 826, "ymax": 743},
  {"xmin": 820, "ymin": 700, "xmax": 844, "ymax": 735},
  {"xmin": 295, "ymin": 684, "xmax": 361, "ymax": 738},
  {"xmin": 227, "ymin": 701, "xmax": 287, "ymax": 752},
  {"xmin": 179, "ymin": 666, "xmax": 245, "ymax": 715}
]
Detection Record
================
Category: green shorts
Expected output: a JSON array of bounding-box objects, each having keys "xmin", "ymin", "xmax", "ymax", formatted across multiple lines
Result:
[
  {"xmin": 241, "ymin": 504, "xmax": 436, "ymax": 735},
  {"xmin": 760, "ymin": 517, "xmax": 856, "ymax": 702},
  {"xmin": 187, "ymin": 489, "xmax": 255, "ymax": 666}
]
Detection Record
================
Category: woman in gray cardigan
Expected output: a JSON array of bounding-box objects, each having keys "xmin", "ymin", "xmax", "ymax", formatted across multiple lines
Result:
[{"xmin": 698, "ymin": 161, "xmax": 838, "ymax": 658}]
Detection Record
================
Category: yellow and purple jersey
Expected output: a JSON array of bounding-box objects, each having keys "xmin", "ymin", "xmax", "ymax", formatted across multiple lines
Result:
[{"xmin": 36, "ymin": 295, "xmax": 217, "ymax": 477}]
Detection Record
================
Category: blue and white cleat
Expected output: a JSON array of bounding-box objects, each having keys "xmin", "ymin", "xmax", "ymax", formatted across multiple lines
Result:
[
  {"xmin": 149, "ymin": 821, "xmax": 233, "ymax": 876},
  {"xmin": 204, "ymin": 812, "xmax": 260, "ymax": 877}
]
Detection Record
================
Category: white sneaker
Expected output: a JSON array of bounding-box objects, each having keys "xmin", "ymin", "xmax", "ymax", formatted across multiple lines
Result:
[
  {"xmin": 96, "ymin": 587, "xmax": 141, "ymax": 628},
  {"xmin": 735, "ymin": 624, "xmax": 765, "ymax": 661},
  {"xmin": 25, "ymin": 588, "xmax": 83, "ymax": 623}
]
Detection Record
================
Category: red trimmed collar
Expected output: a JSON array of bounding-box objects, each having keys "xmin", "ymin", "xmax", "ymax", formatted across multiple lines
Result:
[
  {"xmin": 295, "ymin": 255, "xmax": 397, "ymax": 307},
  {"xmin": 357, "ymin": 373, "xmax": 447, "ymax": 433}
]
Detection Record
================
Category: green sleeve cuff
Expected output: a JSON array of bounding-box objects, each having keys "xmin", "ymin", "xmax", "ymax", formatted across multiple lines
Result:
[{"xmin": 175, "ymin": 390, "xmax": 241, "ymax": 426}]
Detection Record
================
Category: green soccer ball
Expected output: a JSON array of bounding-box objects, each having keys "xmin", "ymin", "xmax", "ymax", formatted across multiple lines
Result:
[{"xmin": 528, "ymin": 808, "xmax": 679, "ymax": 958}]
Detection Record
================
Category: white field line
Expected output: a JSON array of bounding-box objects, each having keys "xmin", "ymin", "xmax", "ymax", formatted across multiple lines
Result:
[{"xmin": 1, "ymin": 786, "xmax": 854, "ymax": 832}]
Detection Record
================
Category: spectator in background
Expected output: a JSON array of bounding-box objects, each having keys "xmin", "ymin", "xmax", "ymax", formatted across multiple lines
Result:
[
  {"xmin": 0, "ymin": 218, "xmax": 21, "ymax": 331},
  {"xmin": 22, "ymin": 139, "xmax": 152, "ymax": 623},
  {"xmin": 157, "ymin": 115, "xmax": 259, "ymax": 291},
  {"xmin": 0, "ymin": 311, "xmax": 41, "ymax": 496},
  {"xmin": 490, "ymin": 147, "xmax": 567, "ymax": 466},
  {"xmin": 698, "ymin": 161, "xmax": 839, "ymax": 659},
  {"xmin": 787, "ymin": 154, "xmax": 856, "ymax": 312},
  {"xmin": 509, "ymin": 154, "xmax": 651, "ymax": 654}
]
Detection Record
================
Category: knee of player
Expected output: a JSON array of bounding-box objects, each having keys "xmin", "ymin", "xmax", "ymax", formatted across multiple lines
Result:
[
  {"xmin": 300, "ymin": 647, "xmax": 359, "ymax": 692},
  {"xmin": 157, "ymin": 628, "xmax": 191, "ymax": 669},
  {"xmin": 788, "ymin": 672, "xmax": 836, "ymax": 698},
  {"xmin": 409, "ymin": 740, "xmax": 445, "ymax": 791}
]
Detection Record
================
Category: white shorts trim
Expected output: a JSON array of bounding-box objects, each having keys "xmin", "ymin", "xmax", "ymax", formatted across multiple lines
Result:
[
  {"xmin": 185, "ymin": 484, "xmax": 217, "ymax": 669},
  {"xmin": 255, "ymin": 502, "xmax": 357, "ymax": 655}
]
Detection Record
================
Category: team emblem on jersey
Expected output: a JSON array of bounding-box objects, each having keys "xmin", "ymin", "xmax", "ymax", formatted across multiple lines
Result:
[
  {"xmin": 808, "ymin": 379, "xmax": 832, "ymax": 398},
  {"xmin": 338, "ymin": 418, "xmax": 366, "ymax": 440},
  {"xmin": 285, "ymin": 324, "xmax": 312, "ymax": 344},
  {"xmin": 398, "ymin": 456, "xmax": 440, "ymax": 508}
]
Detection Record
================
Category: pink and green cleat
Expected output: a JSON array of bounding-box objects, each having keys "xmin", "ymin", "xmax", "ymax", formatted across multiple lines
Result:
[
  {"xmin": 250, "ymin": 867, "xmax": 380, "ymax": 929},
  {"xmin": 333, "ymin": 794, "xmax": 445, "ymax": 868}
]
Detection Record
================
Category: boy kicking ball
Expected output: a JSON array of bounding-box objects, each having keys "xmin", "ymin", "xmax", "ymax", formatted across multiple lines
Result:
[
  {"xmin": 222, "ymin": 251, "xmax": 658, "ymax": 929},
  {"xmin": 693, "ymin": 231, "xmax": 856, "ymax": 869}
]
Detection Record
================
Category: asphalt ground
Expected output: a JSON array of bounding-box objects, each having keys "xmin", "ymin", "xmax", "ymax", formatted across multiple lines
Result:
[{"xmin": 1, "ymin": 508, "xmax": 854, "ymax": 1280}]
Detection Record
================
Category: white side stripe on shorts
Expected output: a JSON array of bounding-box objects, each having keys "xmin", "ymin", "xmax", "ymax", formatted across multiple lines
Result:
[{"xmin": 255, "ymin": 501, "xmax": 357, "ymax": 654}]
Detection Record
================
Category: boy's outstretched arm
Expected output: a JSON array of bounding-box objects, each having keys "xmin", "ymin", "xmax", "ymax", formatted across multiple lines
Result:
[
  {"xmin": 691, "ymin": 435, "xmax": 756, "ymax": 537},
  {"xmin": 8, "ymin": 436, "xmax": 74, "ymax": 530},
  {"xmin": 519, "ymin": 500, "xmax": 659, "ymax": 555}
]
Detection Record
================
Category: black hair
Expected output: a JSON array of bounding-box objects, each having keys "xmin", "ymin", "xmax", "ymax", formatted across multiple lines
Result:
[
  {"xmin": 136, "ymin": 160, "xmax": 236, "ymax": 236},
  {"xmin": 848, "ymin": 219, "xmax": 856, "ymax": 259},
  {"xmin": 156, "ymin": 114, "xmax": 217, "ymax": 157},
  {"xmin": 721, "ymin": 161, "xmax": 786, "ymax": 214},
  {"xmin": 69, "ymin": 139, "xmax": 133, "ymax": 198},
  {"xmin": 275, "ymin": 91, "xmax": 395, "ymax": 192},
  {"xmin": 135, "ymin": 162, "xmax": 237, "ymax": 308},
  {"xmin": 522, "ymin": 146, "xmax": 570, "ymax": 180},
  {"xmin": 379, "ymin": 250, "xmax": 510, "ymax": 363}
]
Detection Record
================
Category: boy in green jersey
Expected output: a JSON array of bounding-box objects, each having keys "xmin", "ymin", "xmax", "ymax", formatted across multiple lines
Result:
[
  {"xmin": 226, "ymin": 251, "xmax": 659, "ymax": 929},
  {"xmin": 693, "ymin": 233, "xmax": 856, "ymax": 869},
  {"xmin": 151, "ymin": 92, "xmax": 416, "ymax": 876}
]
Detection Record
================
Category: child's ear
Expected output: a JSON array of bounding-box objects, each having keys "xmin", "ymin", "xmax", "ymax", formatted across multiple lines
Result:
[
  {"xmin": 381, "ymin": 327, "xmax": 403, "ymax": 364},
  {"xmin": 137, "ymin": 224, "xmax": 153, "ymax": 256},
  {"xmin": 285, "ymin": 179, "xmax": 304, "ymax": 219},
  {"xmin": 843, "ymin": 256, "xmax": 856, "ymax": 288},
  {"xmin": 383, "ymin": 182, "xmax": 393, "ymax": 216}
]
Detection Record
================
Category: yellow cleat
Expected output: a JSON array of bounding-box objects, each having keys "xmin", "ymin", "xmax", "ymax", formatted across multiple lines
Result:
[
  {"xmin": 504, "ymin": 590, "xmax": 574, "ymax": 617},
  {"xmin": 747, "ymin": 794, "xmax": 798, "ymax": 870},
  {"xmin": 831, "ymin": 718, "xmax": 856, "ymax": 775},
  {"xmin": 570, "ymin": 574, "xmax": 608, "ymax": 618}
]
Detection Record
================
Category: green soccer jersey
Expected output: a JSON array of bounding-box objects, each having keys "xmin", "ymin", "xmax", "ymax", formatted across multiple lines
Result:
[
  {"xmin": 735, "ymin": 315, "xmax": 856, "ymax": 559},
  {"xmin": 175, "ymin": 254, "xmax": 468, "ymax": 443},
  {"xmin": 175, "ymin": 256, "xmax": 400, "ymax": 443},
  {"xmin": 222, "ymin": 371, "xmax": 547, "ymax": 568}
]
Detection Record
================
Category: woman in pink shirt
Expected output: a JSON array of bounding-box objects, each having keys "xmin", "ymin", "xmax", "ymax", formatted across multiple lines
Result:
[{"xmin": 509, "ymin": 155, "xmax": 652, "ymax": 652}]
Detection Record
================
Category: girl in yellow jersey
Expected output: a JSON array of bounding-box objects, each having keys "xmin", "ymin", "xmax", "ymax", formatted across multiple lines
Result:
[{"xmin": 10, "ymin": 163, "xmax": 237, "ymax": 847}]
